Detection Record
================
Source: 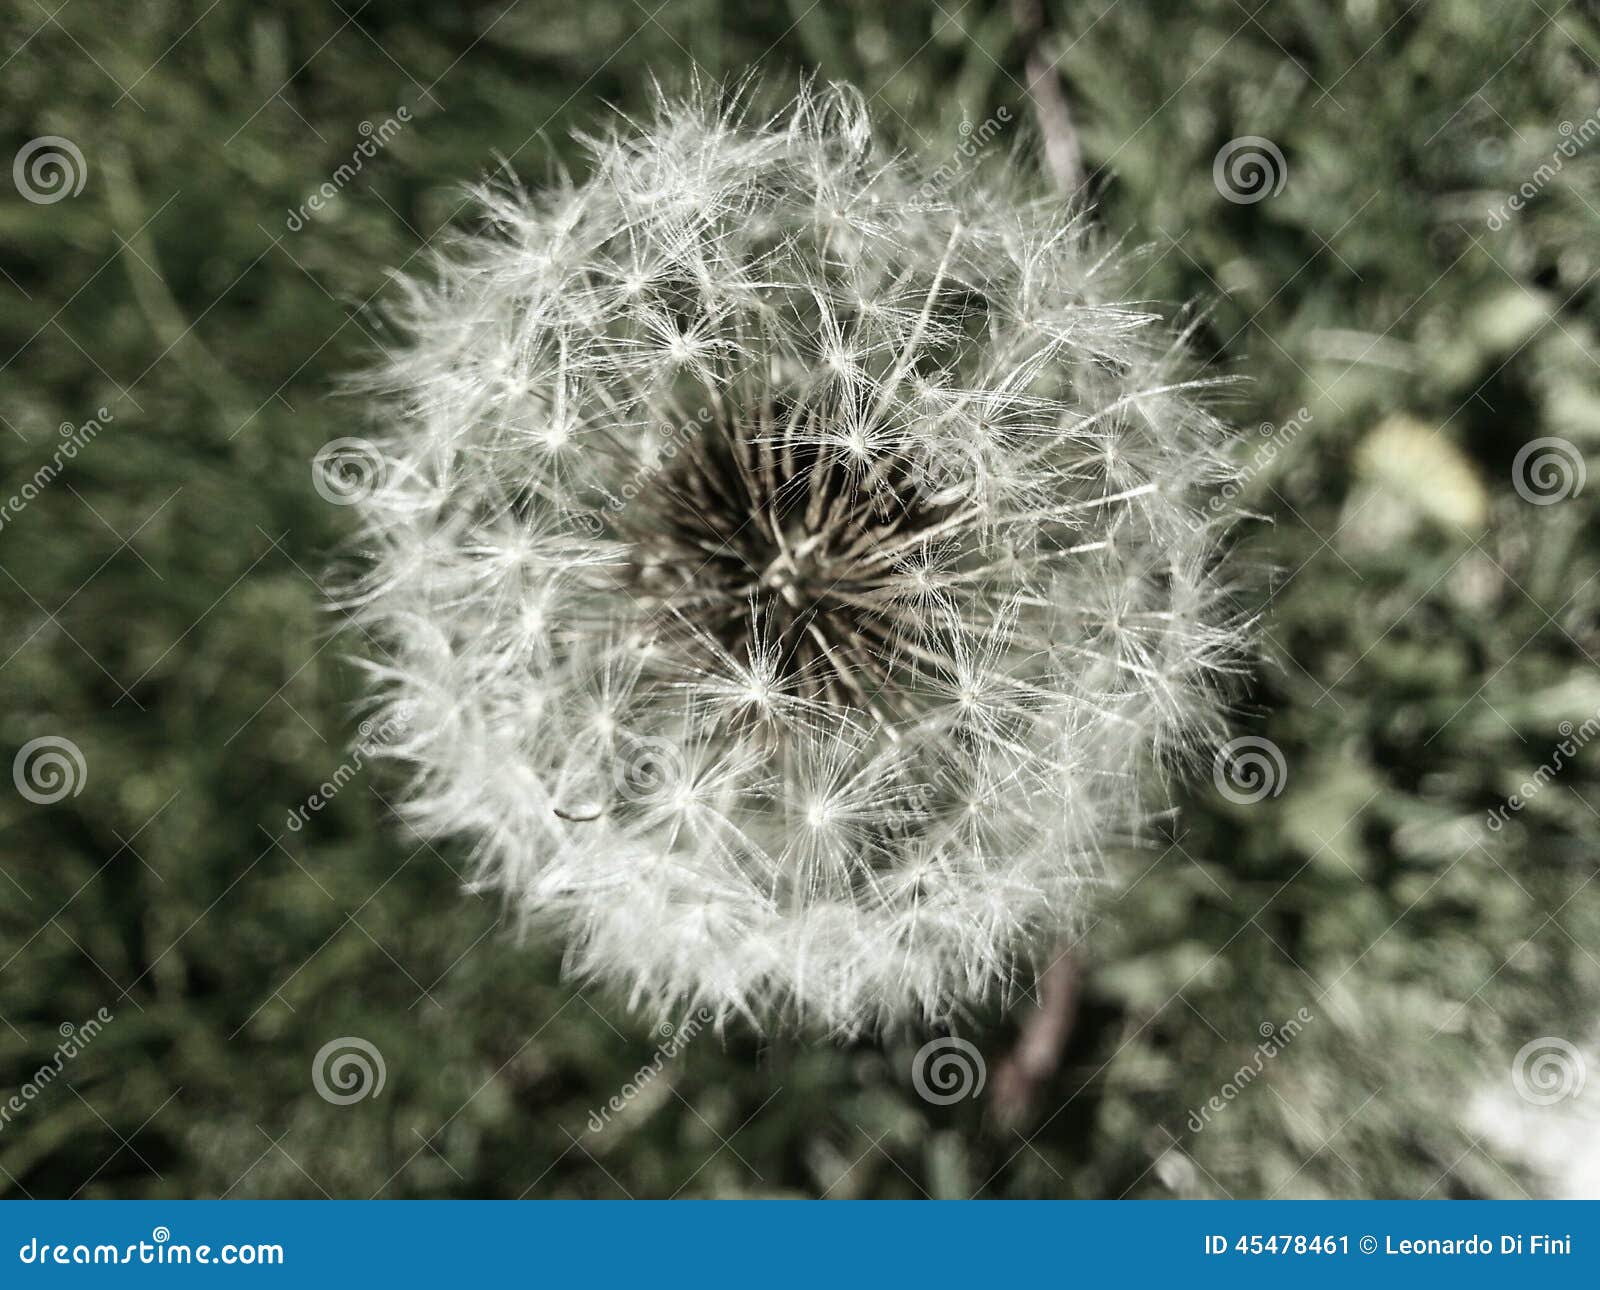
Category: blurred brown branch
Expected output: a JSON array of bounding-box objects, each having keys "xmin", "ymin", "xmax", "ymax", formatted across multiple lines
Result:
[{"xmin": 1012, "ymin": 0, "xmax": 1083, "ymax": 195}]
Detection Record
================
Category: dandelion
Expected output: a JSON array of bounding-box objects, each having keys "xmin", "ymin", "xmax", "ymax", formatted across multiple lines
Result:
[{"xmin": 338, "ymin": 82, "xmax": 1250, "ymax": 1033}]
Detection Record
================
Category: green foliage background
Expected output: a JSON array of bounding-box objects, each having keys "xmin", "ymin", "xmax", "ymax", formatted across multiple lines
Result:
[{"xmin": 3, "ymin": 0, "xmax": 1598, "ymax": 1198}]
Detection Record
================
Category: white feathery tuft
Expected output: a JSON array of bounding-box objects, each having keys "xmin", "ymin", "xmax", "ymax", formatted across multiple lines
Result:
[{"xmin": 337, "ymin": 81, "xmax": 1253, "ymax": 1034}]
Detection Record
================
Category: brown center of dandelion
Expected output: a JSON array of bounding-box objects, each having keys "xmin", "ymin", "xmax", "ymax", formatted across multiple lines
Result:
[{"xmin": 610, "ymin": 405, "xmax": 973, "ymax": 722}]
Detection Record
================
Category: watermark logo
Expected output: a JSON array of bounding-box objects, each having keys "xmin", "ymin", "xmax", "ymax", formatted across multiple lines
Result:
[
  {"xmin": 1209, "ymin": 406, "xmax": 1313, "ymax": 515},
  {"xmin": 13, "ymin": 735, "xmax": 87, "ymax": 804},
  {"xmin": 1213, "ymin": 136, "xmax": 1287, "ymax": 204},
  {"xmin": 1511, "ymin": 1036, "xmax": 1586, "ymax": 1106},
  {"xmin": 910, "ymin": 1036, "xmax": 986, "ymax": 1105},
  {"xmin": 883, "ymin": 107, "xmax": 1013, "ymax": 232},
  {"xmin": 311, "ymin": 1036, "xmax": 386, "ymax": 1105},
  {"xmin": 1186, "ymin": 1008, "xmax": 1314, "ymax": 1133},
  {"xmin": 585, "ymin": 1010, "xmax": 714, "ymax": 1133},
  {"xmin": 1212, "ymin": 735, "xmax": 1287, "ymax": 805},
  {"xmin": 13, "ymin": 136, "xmax": 87, "ymax": 204},
  {"xmin": 312, "ymin": 436, "xmax": 385, "ymax": 505},
  {"xmin": 0, "ymin": 1007, "xmax": 114, "ymax": 1133},
  {"xmin": 1511, "ymin": 436, "xmax": 1584, "ymax": 505},
  {"xmin": 611, "ymin": 735, "xmax": 686, "ymax": 808},
  {"xmin": 0, "ymin": 407, "xmax": 114, "ymax": 535},
  {"xmin": 1485, "ymin": 706, "xmax": 1600, "ymax": 832},
  {"xmin": 16, "ymin": 1226, "xmax": 283, "ymax": 1267},
  {"xmin": 285, "ymin": 708, "xmax": 410, "ymax": 832},
  {"xmin": 286, "ymin": 108, "xmax": 411, "ymax": 231},
  {"xmin": 1487, "ymin": 110, "xmax": 1600, "ymax": 229},
  {"xmin": 572, "ymin": 410, "xmax": 713, "ymax": 536}
]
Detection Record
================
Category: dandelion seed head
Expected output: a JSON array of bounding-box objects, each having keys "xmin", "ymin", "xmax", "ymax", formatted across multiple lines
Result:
[{"xmin": 340, "ymin": 81, "xmax": 1251, "ymax": 1034}]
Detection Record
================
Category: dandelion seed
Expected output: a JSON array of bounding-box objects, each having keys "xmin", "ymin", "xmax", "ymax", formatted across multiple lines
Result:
[{"xmin": 337, "ymin": 81, "xmax": 1251, "ymax": 1033}]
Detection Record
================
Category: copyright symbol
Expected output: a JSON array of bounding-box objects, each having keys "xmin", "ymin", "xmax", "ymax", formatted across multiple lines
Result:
[{"xmin": 1360, "ymin": 1235, "xmax": 1377, "ymax": 1254}]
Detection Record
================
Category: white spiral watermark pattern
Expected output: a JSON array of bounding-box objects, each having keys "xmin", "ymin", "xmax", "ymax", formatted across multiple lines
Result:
[
  {"xmin": 312, "ymin": 437, "xmax": 385, "ymax": 505},
  {"xmin": 1511, "ymin": 1037, "xmax": 1586, "ymax": 1106},
  {"xmin": 1212, "ymin": 135, "xmax": 1288, "ymax": 204},
  {"xmin": 900, "ymin": 445, "xmax": 978, "ymax": 509},
  {"xmin": 1511, "ymin": 437, "xmax": 1585, "ymax": 505},
  {"xmin": 13, "ymin": 735, "xmax": 87, "ymax": 804},
  {"xmin": 311, "ymin": 1036, "xmax": 386, "ymax": 1104},
  {"xmin": 612, "ymin": 735, "xmax": 685, "ymax": 806},
  {"xmin": 1212, "ymin": 735, "xmax": 1287, "ymax": 805},
  {"xmin": 13, "ymin": 136, "xmax": 87, "ymax": 204},
  {"xmin": 910, "ymin": 1036, "xmax": 986, "ymax": 1105}
]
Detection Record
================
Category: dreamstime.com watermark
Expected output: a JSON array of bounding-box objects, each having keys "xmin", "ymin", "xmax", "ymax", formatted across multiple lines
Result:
[
  {"xmin": 883, "ymin": 107, "xmax": 1013, "ymax": 232},
  {"xmin": 1486, "ymin": 108, "xmax": 1600, "ymax": 229},
  {"xmin": 18, "ymin": 1227, "xmax": 283, "ymax": 1267},
  {"xmin": 285, "ymin": 107, "xmax": 411, "ymax": 231},
  {"xmin": 585, "ymin": 1009, "xmax": 714, "ymax": 1133},
  {"xmin": 0, "ymin": 408, "xmax": 114, "ymax": 535},
  {"xmin": 571, "ymin": 412, "xmax": 714, "ymax": 536},
  {"xmin": 0, "ymin": 1008, "xmax": 113, "ymax": 1134},
  {"xmin": 1185, "ymin": 1007, "xmax": 1315, "ymax": 1134},
  {"xmin": 1484, "ymin": 704, "xmax": 1600, "ymax": 832},
  {"xmin": 285, "ymin": 707, "xmax": 411, "ymax": 832},
  {"xmin": 1209, "ymin": 406, "xmax": 1313, "ymax": 514}
]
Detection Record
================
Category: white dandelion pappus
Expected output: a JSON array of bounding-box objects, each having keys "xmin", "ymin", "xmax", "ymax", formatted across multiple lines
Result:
[{"xmin": 337, "ymin": 82, "xmax": 1251, "ymax": 1033}]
